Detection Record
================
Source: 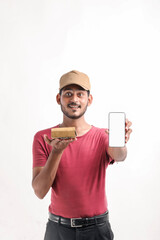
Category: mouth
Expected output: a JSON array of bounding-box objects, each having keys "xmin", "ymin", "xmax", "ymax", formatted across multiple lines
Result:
[{"xmin": 68, "ymin": 104, "xmax": 81, "ymax": 110}]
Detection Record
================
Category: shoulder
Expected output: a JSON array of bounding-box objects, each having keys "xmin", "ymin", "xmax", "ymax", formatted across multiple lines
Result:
[
  {"xmin": 91, "ymin": 126, "xmax": 108, "ymax": 137},
  {"xmin": 89, "ymin": 126, "xmax": 109, "ymax": 143}
]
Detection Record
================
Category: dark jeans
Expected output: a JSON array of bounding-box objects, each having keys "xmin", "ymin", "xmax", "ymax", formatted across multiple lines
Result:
[{"xmin": 44, "ymin": 217, "xmax": 114, "ymax": 240}]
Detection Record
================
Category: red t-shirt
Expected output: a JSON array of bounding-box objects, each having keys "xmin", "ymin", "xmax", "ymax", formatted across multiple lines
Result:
[{"xmin": 32, "ymin": 125, "xmax": 114, "ymax": 218}]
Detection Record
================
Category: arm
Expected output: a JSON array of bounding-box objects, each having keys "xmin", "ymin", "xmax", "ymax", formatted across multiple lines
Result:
[
  {"xmin": 32, "ymin": 150, "xmax": 63, "ymax": 199},
  {"xmin": 32, "ymin": 135, "xmax": 76, "ymax": 199},
  {"xmin": 106, "ymin": 118, "xmax": 132, "ymax": 162}
]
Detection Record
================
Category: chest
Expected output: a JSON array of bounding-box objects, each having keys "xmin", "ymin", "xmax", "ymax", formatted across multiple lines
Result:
[{"xmin": 58, "ymin": 137, "xmax": 105, "ymax": 170}]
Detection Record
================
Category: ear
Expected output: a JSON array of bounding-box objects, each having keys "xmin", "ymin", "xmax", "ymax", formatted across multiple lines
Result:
[
  {"xmin": 56, "ymin": 93, "xmax": 61, "ymax": 105},
  {"xmin": 87, "ymin": 94, "xmax": 93, "ymax": 106}
]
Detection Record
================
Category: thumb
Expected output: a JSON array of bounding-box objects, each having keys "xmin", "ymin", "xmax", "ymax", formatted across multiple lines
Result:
[
  {"xmin": 44, "ymin": 134, "xmax": 51, "ymax": 144},
  {"xmin": 105, "ymin": 129, "xmax": 109, "ymax": 134}
]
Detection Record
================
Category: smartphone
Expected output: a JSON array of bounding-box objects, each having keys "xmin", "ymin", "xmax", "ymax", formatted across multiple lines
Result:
[{"xmin": 108, "ymin": 112, "xmax": 126, "ymax": 147}]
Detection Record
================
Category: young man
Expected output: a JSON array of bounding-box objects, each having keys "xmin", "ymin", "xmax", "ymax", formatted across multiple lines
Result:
[{"xmin": 32, "ymin": 70, "xmax": 132, "ymax": 240}]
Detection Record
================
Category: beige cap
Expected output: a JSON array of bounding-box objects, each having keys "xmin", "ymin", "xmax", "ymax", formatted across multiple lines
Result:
[{"xmin": 59, "ymin": 70, "xmax": 91, "ymax": 91}]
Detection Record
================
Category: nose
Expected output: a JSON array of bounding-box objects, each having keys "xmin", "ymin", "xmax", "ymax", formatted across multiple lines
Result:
[{"xmin": 70, "ymin": 93, "xmax": 79, "ymax": 103}]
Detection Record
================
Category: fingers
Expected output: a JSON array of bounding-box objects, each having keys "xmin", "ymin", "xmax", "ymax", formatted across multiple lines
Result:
[
  {"xmin": 125, "ymin": 119, "xmax": 132, "ymax": 129},
  {"xmin": 53, "ymin": 137, "xmax": 77, "ymax": 153},
  {"xmin": 56, "ymin": 137, "xmax": 77, "ymax": 143},
  {"xmin": 127, "ymin": 129, "xmax": 132, "ymax": 134},
  {"xmin": 125, "ymin": 119, "xmax": 132, "ymax": 143},
  {"xmin": 125, "ymin": 128, "xmax": 132, "ymax": 143},
  {"xmin": 44, "ymin": 134, "xmax": 52, "ymax": 144},
  {"xmin": 125, "ymin": 119, "xmax": 132, "ymax": 135},
  {"xmin": 44, "ymin": 134, "xmax": 76, "ymax": 146}
]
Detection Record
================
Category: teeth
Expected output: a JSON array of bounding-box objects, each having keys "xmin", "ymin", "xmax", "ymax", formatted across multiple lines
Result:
[{"xmin": 70, "ymin": 106, "xmax": 78, "ymax": 108}]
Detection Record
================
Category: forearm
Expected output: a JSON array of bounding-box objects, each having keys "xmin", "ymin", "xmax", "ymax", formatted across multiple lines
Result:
[
  {"xmin": 107, "ymin": 146, "xmax": 127, "ymax": 162},
  {"xmin": 32, "ymin": 150, "xmax": 63, "ymax": 199}
]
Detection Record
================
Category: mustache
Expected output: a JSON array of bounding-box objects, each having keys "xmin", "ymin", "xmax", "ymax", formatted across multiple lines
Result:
[{"xmin": 68, "ymin": 102, "xmax": 81, "ymax": 107}]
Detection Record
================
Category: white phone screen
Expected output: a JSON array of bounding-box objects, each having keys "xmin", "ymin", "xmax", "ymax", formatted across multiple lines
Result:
[{"xmin": 109, "ymin": 112, "xmax": 126, "ymax": 147}]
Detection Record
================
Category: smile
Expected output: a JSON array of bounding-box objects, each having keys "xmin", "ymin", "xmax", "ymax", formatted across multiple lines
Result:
[{"xmin": 68, "ymin": 105, "xmax": 80, "ymax": 109}]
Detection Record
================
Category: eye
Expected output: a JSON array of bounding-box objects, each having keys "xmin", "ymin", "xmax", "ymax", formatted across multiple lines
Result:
[
  {"xmin": 78, "ymin": 92, "xmax": 84, "ymax": 97},
  {"xmin": 65, "ymin": 92, "xmax": 72, "ymax": 97}
]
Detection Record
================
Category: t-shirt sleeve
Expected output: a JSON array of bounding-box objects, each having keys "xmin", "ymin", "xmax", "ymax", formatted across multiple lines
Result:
[
  {"xmin": 102, "ymin": 128, "xmax": 115, "ymax": 165},
  {"xmin": 32, "ymin": 132, "xmax": 49, "ymax": 168}
]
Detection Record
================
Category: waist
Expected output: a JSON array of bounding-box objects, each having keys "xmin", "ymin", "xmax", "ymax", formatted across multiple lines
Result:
[
  {"xmin": 50, "ymin": 188, "xmax": 108, "ymax": 218},
  {"xmin": 48, "ymin": 211, "xmax": 109, "ymax": 228}
]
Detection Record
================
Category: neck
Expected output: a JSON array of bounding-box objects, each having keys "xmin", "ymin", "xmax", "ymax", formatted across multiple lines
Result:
[
  {"xmin": 60, "ymin": 115, "xmax": 88, "ymax": 128},
  {"xmin": 60, "ymin": 116, "xmax": 91, "ymax": 136}
]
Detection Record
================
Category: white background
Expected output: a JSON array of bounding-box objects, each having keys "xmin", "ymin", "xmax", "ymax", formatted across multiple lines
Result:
[{"xmin": 0, "ymin": 0, "xmax": 160, "ymax": 239}]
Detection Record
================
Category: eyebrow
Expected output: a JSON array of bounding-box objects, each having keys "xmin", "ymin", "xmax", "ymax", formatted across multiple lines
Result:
[{"xmin": 63, "ymin": 87, "xmax": 85, "ymax": 91}]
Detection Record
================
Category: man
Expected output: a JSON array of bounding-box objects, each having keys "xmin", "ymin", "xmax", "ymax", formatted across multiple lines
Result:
[{"xmin": 32, "ymin": 70, "xmax": 132, "ymax": 240}]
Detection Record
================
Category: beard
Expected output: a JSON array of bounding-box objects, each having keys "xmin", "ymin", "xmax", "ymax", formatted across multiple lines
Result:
[{"xmin": 60, "ymin": 102, "xmax": 88, "ymax": 119}]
